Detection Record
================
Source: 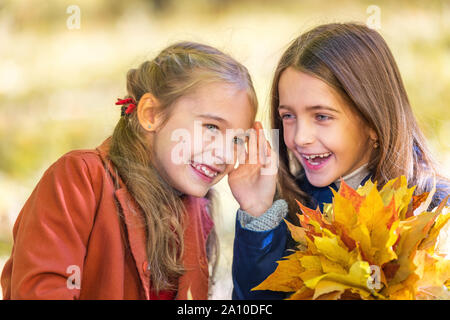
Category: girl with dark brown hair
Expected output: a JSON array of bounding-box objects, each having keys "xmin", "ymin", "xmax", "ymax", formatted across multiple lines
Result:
[{"xmin": 230, "ymin": 22, "xmax": 449, "ymax": 300}]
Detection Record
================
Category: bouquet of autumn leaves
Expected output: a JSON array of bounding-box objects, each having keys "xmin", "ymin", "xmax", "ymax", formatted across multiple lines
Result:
[{"xmin": 253, "ymin": 176, "xmax": 449, "ymax": 300}]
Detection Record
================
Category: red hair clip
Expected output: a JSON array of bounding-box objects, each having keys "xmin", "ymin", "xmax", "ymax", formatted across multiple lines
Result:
[{"xmin": 115, "ymin": 98, "xmax": 137, "ymax": 116}]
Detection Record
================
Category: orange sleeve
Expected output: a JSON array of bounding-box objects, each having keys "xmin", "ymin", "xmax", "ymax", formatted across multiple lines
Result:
[{"xmin": 5, "ymin": 152, "xmax": 98, "ymax": 299}]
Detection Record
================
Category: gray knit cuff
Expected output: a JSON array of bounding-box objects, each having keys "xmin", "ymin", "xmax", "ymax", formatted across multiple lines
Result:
[{"xmin": 237, "ymin": 199, "xmax": 288, "ymax": 231}]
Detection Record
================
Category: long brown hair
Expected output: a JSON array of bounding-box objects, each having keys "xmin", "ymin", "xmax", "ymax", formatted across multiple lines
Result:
[
  {"xmin": 109, "ymin": 42, "xmax": 257, "ymax": 292},
  {"xmin": 270, "ymin": 22, "xmax": 445, "ymax": 222}
]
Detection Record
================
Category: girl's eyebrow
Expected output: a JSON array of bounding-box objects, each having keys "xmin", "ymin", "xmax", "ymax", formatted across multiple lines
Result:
[
  {"xmin": 278, "ymin": 104, "xmax": 340, "ymax": 113},
  {"xmin": 196, "ymin": 113, "xmax": 249, "ymax": 138},
  {"xmin": 196, "ymin": 113, "xmax": 231, "ymax": 126},
  {"xmin": 278, "ymin": 104, "xmax": 294, "ymax": 111},
  {"xmin": 306, "ymin": 105, "xmax": 340, "ymax": 113}
]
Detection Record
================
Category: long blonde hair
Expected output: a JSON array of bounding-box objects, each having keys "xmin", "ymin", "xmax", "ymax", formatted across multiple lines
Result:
[{"xmin": 109, "ymin": 42, "xmax": 258, "ymax": 292}]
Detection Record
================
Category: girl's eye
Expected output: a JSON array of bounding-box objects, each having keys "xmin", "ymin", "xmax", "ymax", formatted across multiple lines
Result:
[
  {"xmin": 315, "ymin": 114, "xmax": 331, "ymax": 122},
  {"xmin": 233, "ymin": 136, "xmax": 245, "ymax": 145},
  {"xmin": 204, "ymin": 123, "xmax": 219, "ymax": 131},
  {"xmin": 280, "ymin": 113, "xmax": 295, "ymax": 120}
]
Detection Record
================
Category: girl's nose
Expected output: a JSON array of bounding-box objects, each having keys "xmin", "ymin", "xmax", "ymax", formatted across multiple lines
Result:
[
  {"xmin": 212, "ymin": 141, "xmax": 236, "ymax": 166},
  {"xmin": 294, "ymin": 120, "xmax": 315, "ymax": 147}
]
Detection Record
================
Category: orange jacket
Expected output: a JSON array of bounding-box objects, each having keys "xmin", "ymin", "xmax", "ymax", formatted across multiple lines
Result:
[{"xmin": 1, "ymin": 138, "xmax": 214, "ymax": 299}]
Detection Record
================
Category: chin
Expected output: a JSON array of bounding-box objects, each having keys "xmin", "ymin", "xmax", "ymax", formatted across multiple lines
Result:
[
  {"xmin": 305, "ymin": 173, "xmax": 335, "ymax": 188},
  {"xmin": 185, "ymin": 189, "xmax": 209, "ymax": 198},
  {"xmin": 176, "ymin": 184, "xmax": 208, "ymax": 198}
]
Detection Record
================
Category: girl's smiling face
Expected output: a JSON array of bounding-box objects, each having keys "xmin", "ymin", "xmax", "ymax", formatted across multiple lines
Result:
[
  {"xmin": 278, "ymin": 67, "xmax": 376, "ymax": 187},
  {"xmin": 149, "ymin": 81, "xmax": 255, "ymax": 197}
]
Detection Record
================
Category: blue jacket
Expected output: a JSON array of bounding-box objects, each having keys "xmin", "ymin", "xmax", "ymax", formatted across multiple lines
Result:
[{"xmin": 232, "ymin": 174, "xmax": 449, "ymax": 300}]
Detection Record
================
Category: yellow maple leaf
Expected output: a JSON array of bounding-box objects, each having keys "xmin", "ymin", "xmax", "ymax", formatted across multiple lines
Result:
[
  {"xmin": 356, "ymin": 185, "xmax": 398, "ymax": 265},
  {"xmin": 284, "ymin": 218, "xmax": 307, "ymax": 247},
  {"xmin": 379, "ymin": 176, "xmax": 415, "ymax": 219},
  {"xmin": 286, "ymin": 286, "xmax": 314, "ymax": 300},
  {"xmin": 385, "ymin": 273, "xmax": 419, "ymax": 300},
  {"xmin": 413, "ymin": 250, "xmax": 450, "ymax": 299},
  {"xmin": 332, "ymin": 189, "xmax": 358, "ymax": 228},
  {"xmin": 390, "ymin": 210, "xmax": 442, "ymax": 286},
  {"xmin": 252, "ymin": 251, "xmax": 305, "ymax": 292},
  {"xmin": 303, "ymin": 261, "xmax": 373, "ymax": 299},
  {"xmin": 313, "ymin": 236, "xmax": 353, "ymax": 268},
  {"xmin": 418, "ymin": 199, "xmax": 450, "ymax": 255}
]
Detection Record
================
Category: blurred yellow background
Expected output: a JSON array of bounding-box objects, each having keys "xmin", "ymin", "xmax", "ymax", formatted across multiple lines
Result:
[{"xmin": 0, "ymin": 0, "xmax": 449, "ymax": 299}]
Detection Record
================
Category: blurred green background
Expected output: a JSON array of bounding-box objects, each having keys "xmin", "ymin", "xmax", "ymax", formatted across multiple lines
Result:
[{"xmin": 0, "ymin": 0, "xmax": 449, "ymax": 299}]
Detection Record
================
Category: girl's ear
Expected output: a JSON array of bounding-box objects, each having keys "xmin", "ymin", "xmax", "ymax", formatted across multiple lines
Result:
[
  {"xmin": 369, "ymin": 128, "xmax": 378, "ymax": 141},
  {"xmin": 368, "ymin": 128, "xmax": 379, "ymax": 148},
  {"xmin": 137, "ymin": 92, "xmax": 160, "ymax": 132}
]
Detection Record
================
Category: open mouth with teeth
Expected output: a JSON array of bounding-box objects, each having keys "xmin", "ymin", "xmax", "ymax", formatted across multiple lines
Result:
[
  {"xmin": 301, "ymin": 152, "xmax": 333, "ymax": 169},
  {"xmin": 189, "ymin": 160, "xmax": 220, "ymax": 182}
]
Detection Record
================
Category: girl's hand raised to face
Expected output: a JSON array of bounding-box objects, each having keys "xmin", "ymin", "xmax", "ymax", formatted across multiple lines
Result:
[{"xmin": 228, "ymin": 121, "xmax": 278, "ymax": 217}]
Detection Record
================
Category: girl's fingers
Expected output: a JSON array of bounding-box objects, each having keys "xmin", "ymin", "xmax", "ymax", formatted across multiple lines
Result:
[
  {"xmin": 247, "ymin": 122, "xmax": 262, "ymax": 165},
  {"xmin": 244, "ymin": 143, "xmax": 250, "ymax": 164},
  {"xmin": 264, "ymin": 140, "xmax": 271, "ymax": 161},
  {"xmin": 253, "ymin": 121, "xmax": 271, "ymax": 166},
  {"xmin": 239, "ymin": 121, "xmax": 274, "ymax": 167},
  {"xmin": 254, "ymin": 121, "xmax": 264, "ymax": 149},
  {"xmin": 258, "ymin": 128, "xmax": 277, "ymax": 170},
  {"xmin": 230, "ymin": 121, "xmax": 269, "ymax": 171},
  {"xmin": 231, "ymin": 122, "xmax": 278, "ymax": 174},
  {"xmin": 235, "ymin": 142, "xmax": 248, "ymax": 167}
]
